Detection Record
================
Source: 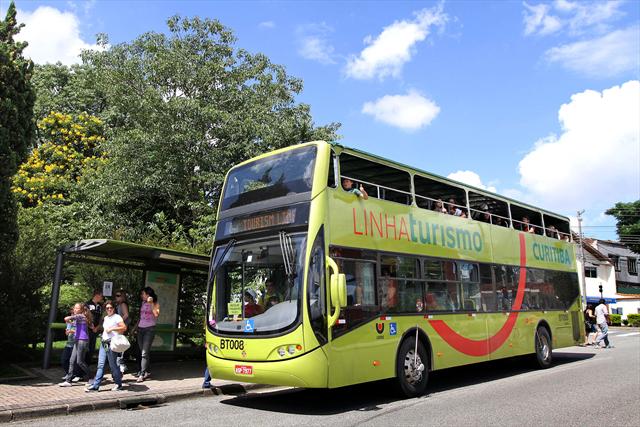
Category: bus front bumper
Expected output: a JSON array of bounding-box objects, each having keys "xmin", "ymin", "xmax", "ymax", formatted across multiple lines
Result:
[{"xmin": 206, "ymin": 346, "xmax": 328, "ymax": 389}]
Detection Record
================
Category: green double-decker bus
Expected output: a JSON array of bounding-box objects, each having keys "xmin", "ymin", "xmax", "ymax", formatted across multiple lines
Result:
[{"xmin": 205, "ymin": 141, "xmax": 582, "ymax": 396}]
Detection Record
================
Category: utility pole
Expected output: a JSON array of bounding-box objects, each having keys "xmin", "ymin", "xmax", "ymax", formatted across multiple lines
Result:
[{"xmin": 577, "ymin": 210, "xmax": 587, "ymax": 309}]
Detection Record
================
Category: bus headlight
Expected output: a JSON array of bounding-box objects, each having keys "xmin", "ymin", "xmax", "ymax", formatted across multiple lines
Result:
[
  {"xmin": 287, "ymin": 345, "xmax": 296, "ymax": 355},
  {"xmin": 277, "ymin": 347, "xmax": 286, "ymax": 357}
]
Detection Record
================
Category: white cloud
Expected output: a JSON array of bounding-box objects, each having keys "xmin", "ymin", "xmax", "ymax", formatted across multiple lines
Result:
[
  {"xmin": 447, "ymin": 171, "xmax": 498, "ymax": 193},
  {"xmin": 259, "ymin": 21, "xmax": 275, "ymax": 29},
  {"xmin": 16, "ymin": 6, "xmax": 102, "ymax": 65},
  {"xmin": 297, "ymin": 23, "xmax": 335, "ymax": 65},
  {"xmin": 523, "ymin": 2, "xmax": 562, "ymax": 36},
  {"xmin": 523, "ymin": 0, "xmax": 625, "ymax": 37},
  {"xmin": 361, "ymin": 90, "xmax": 440, "ymax": 131},
  {"xmin": 345, "ymin": 5, "xmax": 447, "ymax": 80},
  {"xmin": 518, "ymin": 80, "xmax": 640, "ymax": 212},
  {"xmin": 544, "ymin": 26, "xmax": 640, "ymax": 78}
]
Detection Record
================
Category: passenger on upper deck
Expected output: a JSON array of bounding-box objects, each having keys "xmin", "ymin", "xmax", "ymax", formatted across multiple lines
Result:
[
  {"xmin": 521, "ymin": 216, "xmax": 535, "ymax": 234},
  {"xmin": 447, "ymin": 198, "xmax": 467, "ymax": 218},
  {"xmin": 342, "ymin": 177, "xmax": 369, "ymax": 200},
  {"xmin": 478, "ymin": 204, "xmax": 491, "ymax": 223},
  {"xmin": 433, "ymin": 199, "xmax": 447, "ymax": 214},
  {"xmin": 546, "ymin": 225, "xmax": 560, "ymax": 239}
]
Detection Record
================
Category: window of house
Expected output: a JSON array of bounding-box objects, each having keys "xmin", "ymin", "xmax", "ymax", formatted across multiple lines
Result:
[
  {"xmin": 609, "ymin": 255, "xmax": 620, "ymax": 271},
  {"xmin": 585, "ymin": 266, "xmax": 598, "ymax": 278},
  {"xmin": 628, "ymin": 258, "xmax": 637, "ymax": 275}
]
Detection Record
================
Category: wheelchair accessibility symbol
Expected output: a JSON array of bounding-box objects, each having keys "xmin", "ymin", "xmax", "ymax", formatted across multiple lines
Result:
[
  {"xmin": 244, "ymin": 319, "xmax": 255, "ymax": 333},
  {"xmin": 389, "ymin": 322, "xmax": 397, "ymax": 336}
]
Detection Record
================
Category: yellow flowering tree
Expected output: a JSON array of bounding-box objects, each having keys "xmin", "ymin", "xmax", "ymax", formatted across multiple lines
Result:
[{"xmin": 12, "ymin": 112, "xmax": 106, "ymax": 207}]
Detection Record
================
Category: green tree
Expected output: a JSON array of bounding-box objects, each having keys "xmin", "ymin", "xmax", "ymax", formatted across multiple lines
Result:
[
  {"xmin": 606, "ymin": 200, "xmax": 640, "ymax": 253},
  {"xmin": 31, "ymin": 63, "xmax": 106, "ymax": 122},
  {"xmin": 12, "ymin": 111, "xmax": 106, "ymax": 207},
  {"xmin": 81, "ymin": 16, "xmax": 339, "ymax": 250},
  {"xmin": 0, "ymin": 1, "xmax": 36, "ymax": 357}
]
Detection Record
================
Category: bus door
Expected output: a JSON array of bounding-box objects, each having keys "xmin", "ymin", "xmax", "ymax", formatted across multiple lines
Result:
[{"xmin": 326, "ymin": 257, "xmax": 391, "ymax": 387}]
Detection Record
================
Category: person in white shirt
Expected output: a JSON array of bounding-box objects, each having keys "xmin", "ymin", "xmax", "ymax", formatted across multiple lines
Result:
[
  {"xmin": 594, "ymin": 299, "xmax": 613, "ymax": 349},
  {"xmin": 86, "ymin": 301, "xmax": 127, "ymax": 391}
]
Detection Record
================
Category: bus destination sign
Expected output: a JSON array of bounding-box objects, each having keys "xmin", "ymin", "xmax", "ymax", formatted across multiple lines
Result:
[{"xmin": 227, "ymin": 208, "xmax": 297, "ymax": 235}]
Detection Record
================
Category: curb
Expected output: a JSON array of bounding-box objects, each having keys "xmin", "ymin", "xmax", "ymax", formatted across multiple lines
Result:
[{"xmin": 0, "ymin": 383, "xmax": 274, "ymax": 422}]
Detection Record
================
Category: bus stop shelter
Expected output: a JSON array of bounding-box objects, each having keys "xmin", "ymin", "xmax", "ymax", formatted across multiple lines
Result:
[{"xmin": 43, "ymin": 239, "xmax": 210, "ymax": 369}]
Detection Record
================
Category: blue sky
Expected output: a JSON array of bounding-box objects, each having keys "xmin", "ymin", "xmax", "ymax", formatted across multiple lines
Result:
[{"xmin": 5, "ymin": 0, "xmax": 640, "ymax": 240}]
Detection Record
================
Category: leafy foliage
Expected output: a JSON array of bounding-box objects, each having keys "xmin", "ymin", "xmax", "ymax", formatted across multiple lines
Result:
[
  {"xmin": 0, "ymin": 1, "xmax": 36, "ymax": 359},
  {"xmin": 80, "ymin": 16, "xmax": 339, "ymax": 248},
  {"xmin": 606, "ymin": 200, "xmax": 640, "ymax": 253},
  {"xmin": 12, "ymin": 112, "xmax": 106, "ymax": 207}
]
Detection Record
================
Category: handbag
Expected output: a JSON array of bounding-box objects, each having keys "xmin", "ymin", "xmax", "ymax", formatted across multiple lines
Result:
[{"xmin": 110, "ymin": 334, "xmax": 131, "ymax": 353}]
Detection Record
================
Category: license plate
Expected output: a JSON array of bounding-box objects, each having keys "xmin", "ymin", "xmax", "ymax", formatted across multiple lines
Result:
[{"xmin": 234, "ymin": 365, "xmax": 253, "ymax": 375}]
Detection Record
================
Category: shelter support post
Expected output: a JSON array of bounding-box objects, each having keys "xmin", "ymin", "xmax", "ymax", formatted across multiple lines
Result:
[{"xmin": 43, "ymin": 250, "xmax": 64, "ymax": 369}]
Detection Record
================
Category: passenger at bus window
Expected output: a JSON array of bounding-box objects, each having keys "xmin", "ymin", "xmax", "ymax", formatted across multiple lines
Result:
[
  {"xmin": 341, "ymin": 178, "xmax": 369, "ymax": 200},
  {"xmin": 425, "ymin": 293, "xmax": 438, "ymax": 311},
  {"xmin": 478, "ymin": 204, "xmax": 491, "ymax": 223},
  {"xmin": 500, "ymin": 286, "xmax": 511, "ymax": 310},
  {"xmin": 546, "ymin": 225, "xmax": 560, "ymax": 239},
  {"xmin": 243, "ymin": 290, "xmax": 263, "ymax": 318},
  {"xmin": 381, "ymin": 270, "xmax": 398, "ymax": 309},
  {"xmin": 521, "ymin": 216, "xmax": 535, "ymax": 234},
  {"xmin": 447, "ymin": 198, "xmax": 467, "ymax": 218},
  {"xmin": 433, "ymin": 199, "xmax": 447, "ymax": 214}
]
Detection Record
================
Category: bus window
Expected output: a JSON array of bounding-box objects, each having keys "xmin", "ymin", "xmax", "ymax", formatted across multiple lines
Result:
[
  {"xmin": 495, "ymin": 265, "xmax": 519, "ymax": 311},
  {"xmin": 425, "ymin": 281, "xmax": 460, "ymax": 311},
  {"xmin": 424, "ymin": 259, "xmax": 443, "ymax": 280},
  {"xmin": 307, "ymin": 230, "xmax": 326, "ymax": 344},
  {"xmin": 510, "ymin": 204, "xmax": 543, "ymax": 235},
  {"xmin": 414, "ymin": 174, "xmax": 467, "ymax": 213},
  {"xmin": 479, "ymin": 264, "xmax": 496, "ymax": 312},
  {"xmin": 339, "ymin": 153, "xmax": 412, "ymax": 205},
  {"xmin": 468, "ymin": 191, "xmax": 510, "ymax": 227},
  {"xmin": 458, "ymin": 262, "xmax": 479, "ymax": 311}
]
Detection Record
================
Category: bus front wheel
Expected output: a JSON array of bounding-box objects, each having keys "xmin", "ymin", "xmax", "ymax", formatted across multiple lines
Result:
[
  {"xmin": 395, "ymin": 337, "xmax": 428, "ymax": 397},
  {"xmin": 534, "ymin": 326, "xmax": 552, "ymax": 369}
]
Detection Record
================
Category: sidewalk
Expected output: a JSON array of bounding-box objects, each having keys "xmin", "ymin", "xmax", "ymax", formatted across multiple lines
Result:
[{"xmin": 0, "ymin": 360, "xmax": 267, "ymax": 423}]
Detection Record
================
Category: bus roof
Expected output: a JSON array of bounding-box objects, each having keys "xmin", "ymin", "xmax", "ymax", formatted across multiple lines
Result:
[{"xmin": 328, "ymin": 141, "xmax": 570, "ymax": 223}]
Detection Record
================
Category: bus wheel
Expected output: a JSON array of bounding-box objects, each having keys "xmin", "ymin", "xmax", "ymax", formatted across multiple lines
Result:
[
  {"xmin": 395, "ymin": 337, "xmax": 428, "ymax": 397},
  {"xmin": 534, "ymin": 327, "xmax": 552, "ymax": 369}
]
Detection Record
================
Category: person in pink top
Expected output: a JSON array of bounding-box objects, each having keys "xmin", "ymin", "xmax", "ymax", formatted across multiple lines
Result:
[{"xmin": 136, "ymin": 287, "xmax": 160, "ymax": 382}]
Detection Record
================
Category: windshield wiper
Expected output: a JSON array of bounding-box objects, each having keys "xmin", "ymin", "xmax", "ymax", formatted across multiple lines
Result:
[{"xmin": 279, "ymin": 231, "xmax": 297, "ymax": 299}]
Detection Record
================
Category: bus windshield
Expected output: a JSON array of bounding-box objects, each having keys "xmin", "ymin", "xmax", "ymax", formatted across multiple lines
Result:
[
  {"xmin": 209, "ymin": 234, "xmax": 307, "ymax": 335},
  {"xmin": 220, "ymin": 145, "xmax": 317, "ymax": 211}
]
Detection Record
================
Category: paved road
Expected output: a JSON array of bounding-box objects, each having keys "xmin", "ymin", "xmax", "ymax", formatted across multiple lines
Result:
[{"xmin": 16, "ymin": 330, "xmax": 640, "ymax": 426}]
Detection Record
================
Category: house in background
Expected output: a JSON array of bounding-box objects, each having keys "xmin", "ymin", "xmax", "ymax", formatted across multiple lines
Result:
[
  {"xmin": 587, "ymin": 239, "xmax": 640, "ymax": 319},
  {"xmin": 576, "ymin": 238, "xmax": 616, "ymax": 307}
]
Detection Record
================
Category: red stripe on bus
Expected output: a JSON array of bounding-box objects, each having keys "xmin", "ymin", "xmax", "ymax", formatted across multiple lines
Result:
[{"xmin": 428, "ymin": 234, "xmax": 527, "ymax": 357}]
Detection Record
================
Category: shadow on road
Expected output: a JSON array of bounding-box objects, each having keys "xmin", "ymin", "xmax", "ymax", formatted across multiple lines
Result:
[{"xmin": 219, "ymin": 351, "xmax": 595, "ymax": 416}]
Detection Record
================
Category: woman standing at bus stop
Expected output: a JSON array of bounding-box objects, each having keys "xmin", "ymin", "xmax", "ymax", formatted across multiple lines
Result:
[{"xmin": 136, "ymin": 287, "xmax": 160, "ymax": 382}]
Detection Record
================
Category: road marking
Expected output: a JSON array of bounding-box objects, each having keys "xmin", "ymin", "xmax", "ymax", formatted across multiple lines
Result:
[{"xmin": 616, "ymin": 332, "xmax": 640, "ymax": 337}]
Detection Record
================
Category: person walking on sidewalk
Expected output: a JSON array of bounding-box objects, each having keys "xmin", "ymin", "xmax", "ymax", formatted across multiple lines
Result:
[
  {"xmin": 114, "ymin": 289, "xmax": 130, "ymax": 374},
  {"xmin": 59, "ymin": 303, "xmax": 92, "ymax": 386},
  {"xmin": 583, "ymin": 304, "xmax": 597, "ymax": 346},
  {"xmin": 60, "ymin": 306, "xmax": 82, "ymax": 381},
  {"xmin": 85, "ymin": 289, "xmax": 104, "ymax": 366},
  {"xmin": 86, "ymin": 301, "xmax": 127, "ymax": 392},
  {"xmin": 136, "ymin": 287, "xmax": 160, "ymax": 383},
  {"xmin": 594, "ymin": 298, "xmax": 614, "ymax": 349}
]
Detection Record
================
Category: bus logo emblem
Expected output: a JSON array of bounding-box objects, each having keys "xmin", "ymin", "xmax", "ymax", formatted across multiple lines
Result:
[
  {"xmin": 389, "ymin": 322, "xmax": 397, "ymax": 336},
  {"xmin": 375, "ymin": 323, "xmax": 385, "ymax": 334}
]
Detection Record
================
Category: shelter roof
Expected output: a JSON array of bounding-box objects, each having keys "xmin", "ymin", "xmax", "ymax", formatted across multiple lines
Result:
[{"xmin": 61, "ymin": 239, "xmax": 209, "ymax": 271}]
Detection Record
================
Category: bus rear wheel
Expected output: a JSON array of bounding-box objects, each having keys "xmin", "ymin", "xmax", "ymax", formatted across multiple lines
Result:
[
  {"xmin": 395, "ymin": 337, "xmax": 428, "ymax": 398},
  {"xmin": 534, "ymin": 326, "xmax": 552, "ymax": 369}
]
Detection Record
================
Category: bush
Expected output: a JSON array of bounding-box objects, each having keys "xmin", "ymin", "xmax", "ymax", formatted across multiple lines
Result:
[
  {"xmin": 627, "ymin": 314, "xmax": 640, "ymax": 327},
  {"xmin": 609, "ymin": 314, "xmax": 621, "ymax": 326},
  {"xmin": 623, "ymin": 319, "xmax": 629, "ymax": 326}
]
